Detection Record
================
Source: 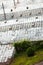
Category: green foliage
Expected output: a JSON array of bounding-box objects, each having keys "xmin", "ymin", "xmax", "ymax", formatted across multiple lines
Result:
[
  {"xmin": 14, "ymin": 42, "xmax": 22, "ymax": 53},
  {"xmin": 14, "ymin": 40, "xmax": 31, "ymax": 53},
  {"xmin": 10, "ymin": 50, "xmax": 43, "ymax": 65},
  {"xmin": 32, "ymin": 41, "xmax": 43, "ymax": 51},
  {"xmin": 11, "ymin": 40, "xmax": 43, "ymax": 65},
  {"xmin": 21, "ymin": 40, "xmax": 31, "ymax": 51},
  {"xmin": 14, "ymin": 40, "xmax": 43, "ymax": 57},
  {"xmin": 26, "ymin": 47, "xmax": 35, "ymax": 57}
]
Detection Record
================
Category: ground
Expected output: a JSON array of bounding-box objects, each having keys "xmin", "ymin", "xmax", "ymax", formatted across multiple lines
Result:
[
  {"xmin": 35, "ymin": 61, "xmax": 43, "ymax": 65},
  {"xmin": 10, "ymin": 50, "xmax": 43, "ymax": 65}
]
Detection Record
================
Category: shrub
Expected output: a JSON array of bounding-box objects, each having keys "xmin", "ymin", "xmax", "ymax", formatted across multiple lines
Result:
[
  {"xmin": 26, "ymin": 47, "xmax": 35, "ymax": 57},
  {"xmin": 14, "ymin": 40, "xmax": 31, "ymax": 53},
  {"xmin": 32, "ymin": 41, "xmax": 43, "ymax": 51},
  {"xmin": 40, "ymin": 42, "xmax": 43, "ymax": 49},
  {"xmin": 21, "ymin": 40, "xmax": 31, "ymax": 51},
  {"xmin": 14, "ymin": 40, "xmax": 43, "ymax": 54},
  {"xmin": 14, "ymin": 42, "xmax": 22, "ymax": 53}
]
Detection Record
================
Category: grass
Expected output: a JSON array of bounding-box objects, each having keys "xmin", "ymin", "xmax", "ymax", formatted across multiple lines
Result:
[{"xmin": 10, "ymin": 50, "xmax": 43, "ymax": 65}]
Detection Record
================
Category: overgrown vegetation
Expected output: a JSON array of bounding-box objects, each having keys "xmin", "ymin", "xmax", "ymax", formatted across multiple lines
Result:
[
  {"xmin": 11, "ymin": 50, "xmax": 43, "ymax": 65},
  {"xmin": 11, "ymin": 40, "xmax": 43, "ymax": 65},
  {"xmin": 14, "ymin": 40, "xmax": 31, "ymax": 53},
  {"xmin": 14, "ymin": 40, "xmax": 43, "ymax": 57},
  {"xmin": 26, "ymin": 47, "xmax": 35, "ymax": 57}
]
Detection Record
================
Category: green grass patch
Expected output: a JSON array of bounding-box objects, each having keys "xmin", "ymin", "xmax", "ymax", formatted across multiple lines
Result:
[
  {"xmin": 11, "ymin": 40, "xmax": 43, "ymax": 65},
  {"xmin": 10, "ymin": 50, "xmax": 43, "ymax": 65}
]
